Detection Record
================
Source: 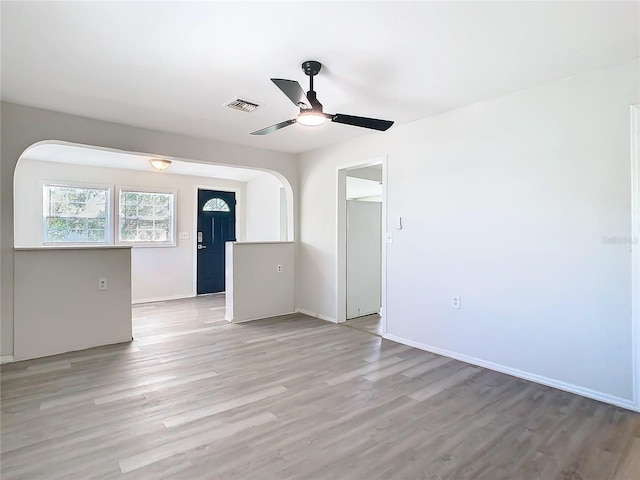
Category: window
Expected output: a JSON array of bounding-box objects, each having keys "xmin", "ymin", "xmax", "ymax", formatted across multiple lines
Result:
[
  {"xmin": 43, "ymin": 184, "xmax": 110, "ymax": 244},
  {"xmin": 202, "ymin": 197, "xmax": 230, "ymax": 212},
  {"xmin": 118, "ymin": 189, "xmax": 175, "ymax": 244}
]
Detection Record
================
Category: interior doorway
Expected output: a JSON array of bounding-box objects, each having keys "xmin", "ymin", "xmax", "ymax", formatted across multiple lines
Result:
[
  {"xmin": 346, "ymin": 169, "xmax": 382, "ymax": 318},
  {"xmin": 196, "ymin": 189, "xmax": 236, "ymax": 294},
  {"xmin": 336, "ymin": 158, "xmax": 387, "ymax": 336},
  {"xmin": 12, "ymin": 140, "xmax": 296, "ymax": 336}
]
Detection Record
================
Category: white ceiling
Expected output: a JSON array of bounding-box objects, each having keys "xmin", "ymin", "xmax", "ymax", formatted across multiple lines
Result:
[
  {"xmin": 347, "ymin": 166, "xmax": 382, "ymax": 183},
  {"xmin": 2, "ymin": 1, "xmax": 638, "ymax": 154},
  {"xmin": 22, "ymin": 143, "xmax": 270, "ymax": 182},
  {"xmin": 347, "ymin": 177, "xmax": 382, "ymax": 201}
]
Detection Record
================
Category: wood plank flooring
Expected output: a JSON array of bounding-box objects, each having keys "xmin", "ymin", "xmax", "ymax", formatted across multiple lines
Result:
[
  {"xmin": 345, "ymin": 314, "xmax": 382, "ymax": 336},
  {"xmin": 1, "ymin": 295, "xmax": 639, "ymax": 479}
]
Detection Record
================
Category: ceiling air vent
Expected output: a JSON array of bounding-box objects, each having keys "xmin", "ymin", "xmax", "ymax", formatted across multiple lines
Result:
[{"xmin": 225, "ymin": 97, "xmax": 261, "ymax": 113}]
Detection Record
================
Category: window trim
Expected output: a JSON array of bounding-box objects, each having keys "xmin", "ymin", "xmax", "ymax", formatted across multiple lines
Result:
[
  {"xmin": 41, "ymin": 181, "xmax": 113, "ymax": 246},
  {"xmin": 115, "ymin": 185, "xmax": 177, "ymax": 247}
]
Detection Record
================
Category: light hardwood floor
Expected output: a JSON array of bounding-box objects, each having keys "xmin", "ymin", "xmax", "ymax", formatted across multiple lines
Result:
[
  {"xmin": 1, "ymin": 295, "xmax": 639, "ymax": 479},
  {"xmin": 345, "ymin": 314, "xmax": 382, "ymax": 336}
]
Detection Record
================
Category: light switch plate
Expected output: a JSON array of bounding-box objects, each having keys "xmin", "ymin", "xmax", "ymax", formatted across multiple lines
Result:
[{"xmin": 179, "ymin": 232, "xmax": 189, "ymax": 239}]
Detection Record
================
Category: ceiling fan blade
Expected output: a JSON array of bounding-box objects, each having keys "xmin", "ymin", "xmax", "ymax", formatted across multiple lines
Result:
[
  {"xmin": 331, "ymin": 114, "xmax": 394, "ymax": 131},
  {"xmin": 250, "ymin": 119, "xmax": 297, "ymax": 135},
  {"xmin": 271, "ymin": 79, "xmax": 312, "ymax": 109}
]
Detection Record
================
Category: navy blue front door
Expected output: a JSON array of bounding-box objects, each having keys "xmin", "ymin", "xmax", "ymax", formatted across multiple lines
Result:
[{"xmin": 197, "ymin": 190, "xmax": 236, "ymax": 294}]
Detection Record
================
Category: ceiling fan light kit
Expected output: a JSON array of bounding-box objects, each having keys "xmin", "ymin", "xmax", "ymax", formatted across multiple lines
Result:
[
  {"xmin": 251, "ymin": 60, "xmax": 394, "ymax": 135},
  {"xmin": 297, "ymin": 111, "xmax": 326, "ymax": 126}
]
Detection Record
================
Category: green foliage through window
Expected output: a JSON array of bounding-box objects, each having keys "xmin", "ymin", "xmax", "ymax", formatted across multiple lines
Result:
[
  {"xmin": 119, "ymin": 190, "xmax": 174, "ymax": 243},
  {"xmin": 44, "ymin": 185, "xmax": 109, "ymax": 243}
]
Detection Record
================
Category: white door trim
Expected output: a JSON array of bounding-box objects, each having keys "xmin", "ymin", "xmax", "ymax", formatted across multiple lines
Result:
[
  {"xmin": 336, "ymin": 156, "xmax": 388, "ymax": 336},
  {"xmin": 631, "ymin": 104, "xmax": 640, "ymax": 411}
]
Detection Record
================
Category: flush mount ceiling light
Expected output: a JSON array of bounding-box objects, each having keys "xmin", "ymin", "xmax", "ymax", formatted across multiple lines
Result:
[{"xmin": 149, "ymin": 158, "xmax": 172, "ymax": 171}]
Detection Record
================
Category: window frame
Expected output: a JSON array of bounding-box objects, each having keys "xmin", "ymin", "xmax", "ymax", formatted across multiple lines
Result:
[
  {"xmin": 41, "ymin": 181, "xmax": 113, "ymax": 246},
  {"xmin": 115, "ymin": 186, "xmax": 177, "ymax": 247}
]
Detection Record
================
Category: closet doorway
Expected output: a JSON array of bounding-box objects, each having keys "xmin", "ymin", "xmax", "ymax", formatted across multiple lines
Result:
[{"xmin": 336, "ymin": 158, "xmax": 387, "ymax": 336}]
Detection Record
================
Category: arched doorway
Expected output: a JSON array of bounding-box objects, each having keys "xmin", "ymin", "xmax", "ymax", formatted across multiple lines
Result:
[{"xmin": 14, "ymin": 141, "xmax": 295, "ymax": 304}]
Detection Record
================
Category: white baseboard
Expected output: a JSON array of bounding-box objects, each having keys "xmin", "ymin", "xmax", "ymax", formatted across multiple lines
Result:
[
  {"xmin": 132, "ymin": 293, "xmax": 196, "ymax": 305},
  {"xmin": 384, "ymin": 333, "xmax": 639, "ymax": 413},
  {"xmin": 295, "ymin": 308, "xmax": 337, "ymax": 323},
  {"xmin": 1, "ymin": 356, "xmax": 15, "ymax": 364}
]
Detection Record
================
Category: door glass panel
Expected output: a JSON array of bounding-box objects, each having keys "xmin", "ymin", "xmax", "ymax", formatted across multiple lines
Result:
[{"xmin": 202, "ymin": 198, "xmax": 230, "ymax": 212}]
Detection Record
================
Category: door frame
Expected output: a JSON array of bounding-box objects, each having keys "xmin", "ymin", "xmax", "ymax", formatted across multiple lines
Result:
[
  {"xmin": 336, "ymin": 156, "xmax": 388, "ymax": 335},
  {"xmin": 192, "ymin": 185, "xmax": 243, "ymax": 297},
  {"xmin": 631, "ymin": 105, "xmax": 640, "ymax": 411}
]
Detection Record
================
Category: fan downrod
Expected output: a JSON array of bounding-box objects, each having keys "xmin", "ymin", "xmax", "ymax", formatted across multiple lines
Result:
[{"xmin": 302, "ymin": 60, "xmax": 322, "ymax": 77}]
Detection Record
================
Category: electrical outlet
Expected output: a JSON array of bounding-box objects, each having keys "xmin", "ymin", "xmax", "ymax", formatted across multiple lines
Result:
[
  {"xmin": 98, "ymin": 277, "xmax": 108, "ymax": 291},
  {"xmin": 451, "ymin": 295, "xmax": 461, "ymax": 309},
  {"xmin": 277, "ymin": 264, "xmax": 283, "ymax": 273}
]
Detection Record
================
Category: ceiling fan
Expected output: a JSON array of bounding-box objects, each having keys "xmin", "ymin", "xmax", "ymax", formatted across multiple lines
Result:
[{"xmin": 251, "ymin": 60, "xmax": 394, "ymax": 135}]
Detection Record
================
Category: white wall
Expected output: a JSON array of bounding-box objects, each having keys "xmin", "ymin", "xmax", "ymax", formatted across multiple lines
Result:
[
  {"xmin": 14, "ymin": 158, "xmax": 249, "ymax": 303},
  {"xmin": 298, "ymin": 60, "xmax": 640, "ymax": 407},
  {"xmin": 245, "ymin": 174, "xmax": 285, "ymax": 241},
  {"xmin": 225, "ymin": 242, "xmax": 295, "ymax": 322},
  {"xmin": 0, "ymin": 102, "xmax": 298, "ymax": 356},
  {"xmin": 14, "ymin": 246, "xmax": 132, "ymax": 360},
  {"xmin": 347, "ymin": 200, "xmax": 381, "ymax": 319}
]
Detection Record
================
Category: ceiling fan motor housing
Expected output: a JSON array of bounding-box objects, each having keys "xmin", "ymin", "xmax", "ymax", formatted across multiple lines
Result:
[{"xmin": 303, "ymin": 90, "xmax": 323, "ymax": 112}]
